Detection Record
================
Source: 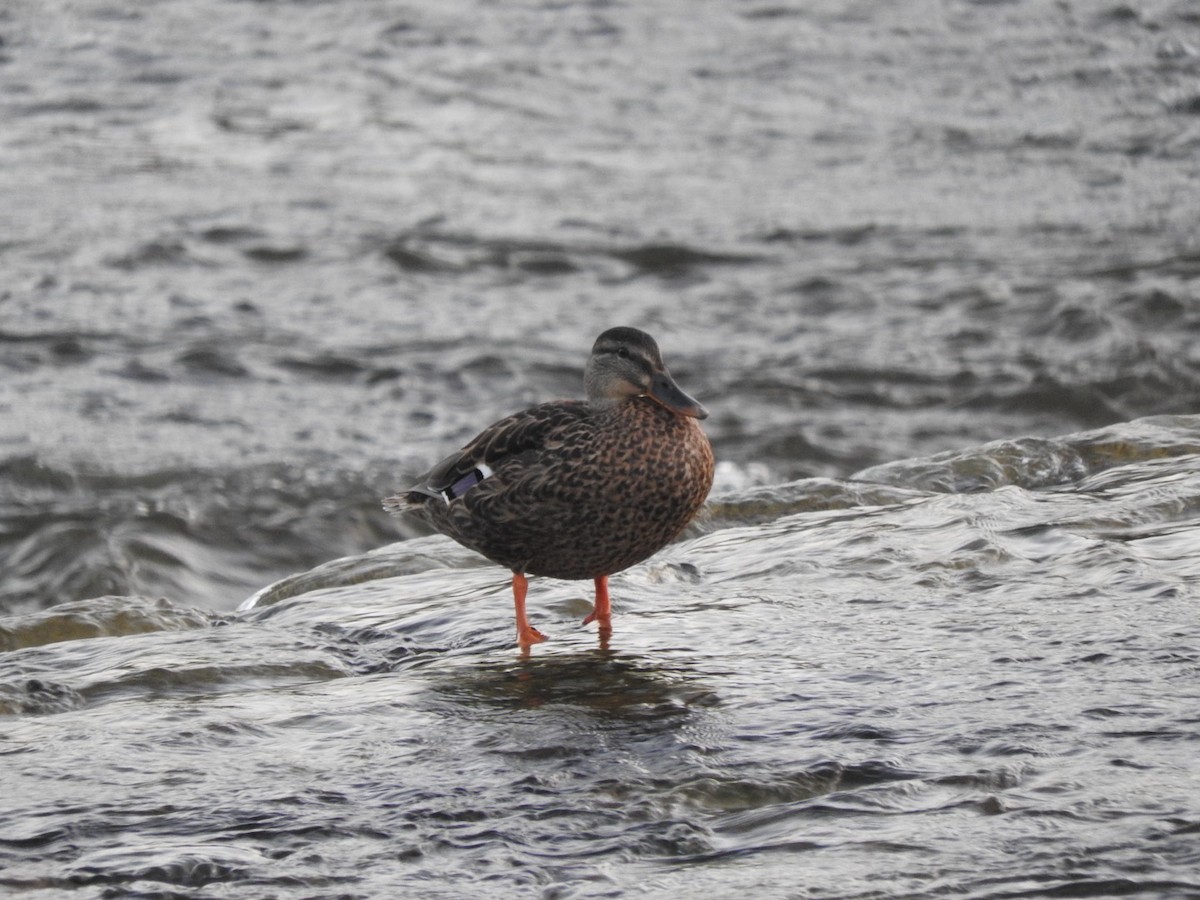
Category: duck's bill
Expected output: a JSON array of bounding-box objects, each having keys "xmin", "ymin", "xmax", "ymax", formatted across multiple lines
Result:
[{"xmin": 647, "ymin": 372, "xmax": 709, "ymax": 419}]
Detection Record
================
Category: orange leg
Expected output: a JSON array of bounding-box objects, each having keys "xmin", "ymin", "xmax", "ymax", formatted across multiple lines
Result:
[
  {"xmin": 582, "ymin": 575, "xmax": 612, "ymax": 629},
  {"xmin": 512, "ymin": 572, "xmax": 547, "ymax": 651}
]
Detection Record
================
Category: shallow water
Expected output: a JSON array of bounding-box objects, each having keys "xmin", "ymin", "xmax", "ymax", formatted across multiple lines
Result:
[
  {"xmin": 3, "ymin": 0, "xmax": 1200, "ymax": 897},
  {"xmin": 4, "ymin": 418, "xmax": 1200, "ymax": 897}
]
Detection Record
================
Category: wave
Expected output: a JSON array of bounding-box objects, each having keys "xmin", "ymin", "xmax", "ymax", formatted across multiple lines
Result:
[
  {"xmin": 241, "ymin": 414, "xmax": 1200, "ymax": 611},
  {"xmin": 2, "ymin": 414, "xmax": 1197, "ymax": 620}
]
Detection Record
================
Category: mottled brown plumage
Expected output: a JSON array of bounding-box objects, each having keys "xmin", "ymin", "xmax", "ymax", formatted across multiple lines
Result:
[{"xmin": 383, "ymin": 327, "xmax": 715, "ymax": 650}]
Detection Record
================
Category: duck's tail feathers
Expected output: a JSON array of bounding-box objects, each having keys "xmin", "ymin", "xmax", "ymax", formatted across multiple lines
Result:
[{"xmin": 382, "ymin": 489, "xmax": 436, "ymax": 516}]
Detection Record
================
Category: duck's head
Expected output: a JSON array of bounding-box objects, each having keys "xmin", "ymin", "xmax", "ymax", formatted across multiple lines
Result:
[{"xmin": 584, "ymin": 327, "xmax": 708, "ymax": 419}]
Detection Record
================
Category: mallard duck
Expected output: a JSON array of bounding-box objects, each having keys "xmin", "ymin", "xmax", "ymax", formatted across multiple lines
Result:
[{"xmin": 383, "ymin": 326, "xmax": 715, "ymax": 651}]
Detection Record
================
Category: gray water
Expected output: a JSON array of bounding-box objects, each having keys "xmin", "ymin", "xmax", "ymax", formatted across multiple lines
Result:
[{"xmin": 3, "ymin": 1, "xmax": 1200, "ymax": 897}]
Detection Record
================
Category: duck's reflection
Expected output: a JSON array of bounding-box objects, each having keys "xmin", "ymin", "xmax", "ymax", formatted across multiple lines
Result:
[{"xmin": 431, "ymin": 647, "xmax": 719, "ymax": 721}]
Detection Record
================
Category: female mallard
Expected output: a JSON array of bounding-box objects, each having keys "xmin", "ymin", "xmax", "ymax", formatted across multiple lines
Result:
[{"xmin": 383, "ymin": 327, "xmax": 715, "ymax": 651}]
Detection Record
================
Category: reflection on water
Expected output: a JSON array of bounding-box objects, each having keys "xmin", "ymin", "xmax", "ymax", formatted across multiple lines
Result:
[{"xmin": 432, "ymin": 650, "xmax": 720, "ymax": 718}]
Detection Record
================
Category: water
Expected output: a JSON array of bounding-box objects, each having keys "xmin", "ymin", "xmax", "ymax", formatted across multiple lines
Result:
[
  {"xmin": 3, "ymin": 1, "xmax": 1200, "ymax": 897},
  {"xmin": 4, "ymin": 422, "xmax": 1200, "ymax": 897}
]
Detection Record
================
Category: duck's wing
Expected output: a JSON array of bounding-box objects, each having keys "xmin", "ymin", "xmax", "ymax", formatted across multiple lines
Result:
[{"xmin": 383, "ymin": 401, "xmax": 588, "ymax": 513}]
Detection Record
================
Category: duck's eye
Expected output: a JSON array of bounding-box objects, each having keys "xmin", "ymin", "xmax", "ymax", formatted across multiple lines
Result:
[{"xmin": 616, "ymin": 347, "xmax": 630, "ymax": 359}]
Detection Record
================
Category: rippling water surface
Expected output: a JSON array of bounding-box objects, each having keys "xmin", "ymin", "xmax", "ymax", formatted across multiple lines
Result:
[
  {"xmin": 5, "ymin": 420, "xmax": 1200, "ymax": 897},
  {"xmin": 3, "ymin": 0, "xmax": 1200, "ymax": 897}
]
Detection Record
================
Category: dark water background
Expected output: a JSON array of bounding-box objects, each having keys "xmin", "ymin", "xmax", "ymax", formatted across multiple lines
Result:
[{"xmin": 3, "ymin": 1, "xmax": 1200, "ymax": 897}]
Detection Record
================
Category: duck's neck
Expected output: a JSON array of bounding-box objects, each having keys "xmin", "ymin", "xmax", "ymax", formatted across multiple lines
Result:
[
  {"xmin": 586, "ymin": 394, "xmax": 632, "ymax": 414},
  {"xmin": 590, "ymin": 394, "xmax": 680, "ymax": 424}
]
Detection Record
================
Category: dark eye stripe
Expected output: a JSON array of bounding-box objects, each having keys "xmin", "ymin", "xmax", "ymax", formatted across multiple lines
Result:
[
  {"xmin": 594, "ymin": 337, "xmax": 659, "ymax": 375},
  {"xmin": 617, "ymin": 348, "xmax": 654, "ymax": 371}
]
